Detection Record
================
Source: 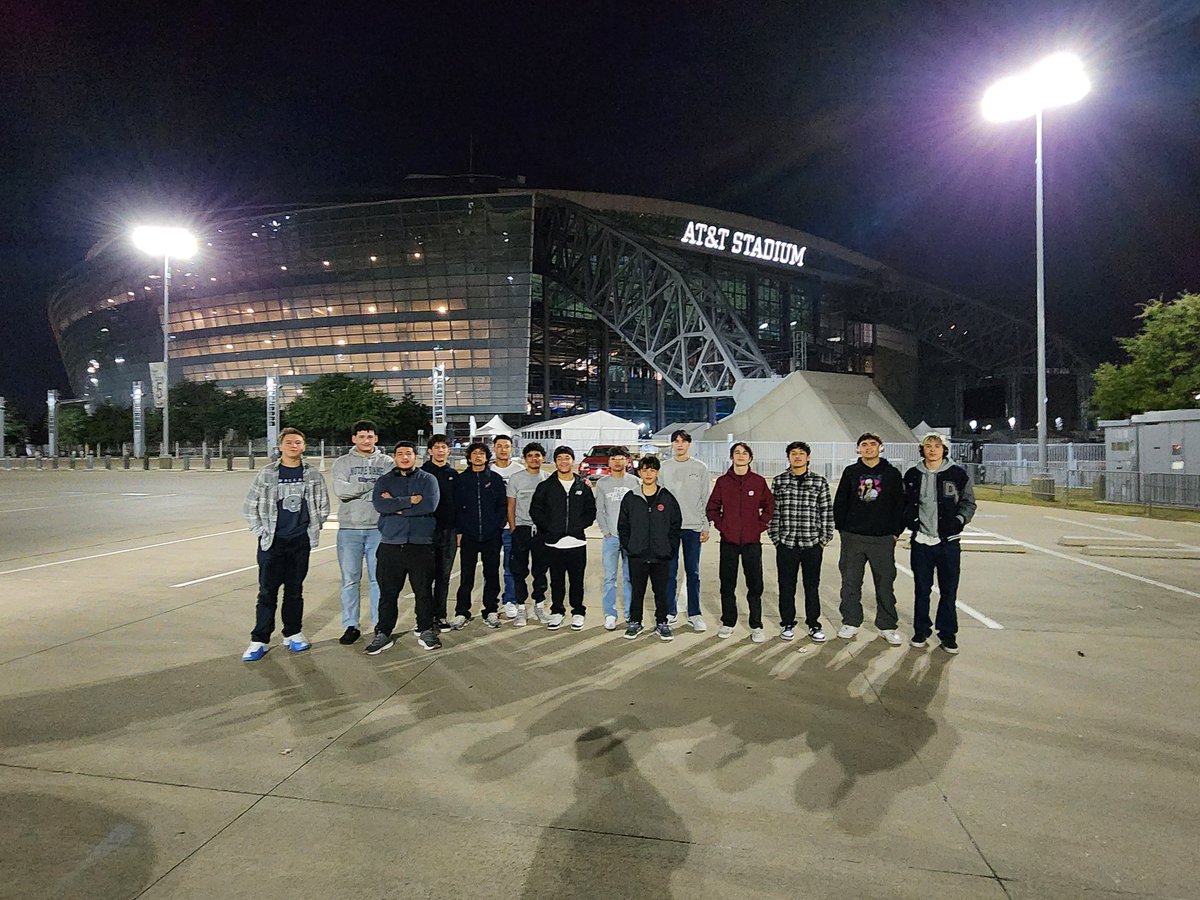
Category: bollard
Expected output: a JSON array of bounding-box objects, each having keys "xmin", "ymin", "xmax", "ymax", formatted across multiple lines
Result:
[
  {"xmin": 226, "ymin": 453, "xmax": 234, "ymax": 471},
  {"xmin": 68, "ymin": 457, "xmax": 76, "ymax": 470},
  {"xmin": 248, "ymin": 451, "xmax": 255, "ymax": 470},
  {"xmin": 86, "ymin": 455, "xmax": 95, "ymax": 470},
  {"xmin": 122, "ymin": 454, "xmax": 130, "ymax": 470},
  {"xmin": 204, "ymin": 453, "xmax": 212, "ymax": 470},
  {"xmin": 142, "ymin": 456, "xmax": 150, "ymax": 471},
  {"xmin": 182, "ymin": 455, "xmax": 191, "ymax": 471},
  {"xmin": 104, "ymin": 455, "xmax": 112, "ymax": 470}
]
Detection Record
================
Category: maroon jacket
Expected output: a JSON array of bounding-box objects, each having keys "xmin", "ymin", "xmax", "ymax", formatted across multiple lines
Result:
[{"xmin": 705, "ymin": 467, "xmax": 774, "ymax": 546}]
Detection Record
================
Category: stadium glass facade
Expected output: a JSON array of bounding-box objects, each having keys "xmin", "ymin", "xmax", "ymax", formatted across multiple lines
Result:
[{"xmin": 48, "ymin": 186, "xmax": 911, "ymax": 431}]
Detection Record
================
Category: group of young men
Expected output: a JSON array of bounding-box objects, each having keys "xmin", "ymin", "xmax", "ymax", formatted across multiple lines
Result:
[{"xmin": 241, "ymin": 424, "xmax": 976, "ymax": 661}]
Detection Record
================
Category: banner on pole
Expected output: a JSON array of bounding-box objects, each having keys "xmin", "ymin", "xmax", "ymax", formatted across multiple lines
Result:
[{"xmin": 148, "ymin": 363, "xmax": 167, "ymax": 409}]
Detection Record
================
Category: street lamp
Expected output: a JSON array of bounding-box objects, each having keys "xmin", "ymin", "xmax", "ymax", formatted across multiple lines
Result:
[
  {"xmin": 983, "ymin": 51, "xmax": 1089, "ymax": 472},
  {"xmin": 132, "ymin": 226, "xmax": 197, "ymax": 456}
]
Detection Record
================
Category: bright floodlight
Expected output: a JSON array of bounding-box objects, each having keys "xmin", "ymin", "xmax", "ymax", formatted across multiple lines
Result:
[
  {"xmin": 131, "ymin": 225, "xmax": 197, "ymax": 259},
  {"xmin": 982, "ymin": 52, "xmax": 1090, "ymax": 122}
]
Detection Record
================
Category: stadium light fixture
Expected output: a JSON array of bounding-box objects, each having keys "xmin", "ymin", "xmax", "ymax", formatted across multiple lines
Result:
[
  {"xmin": 983, "ymin": 52, "xmax": 1089, "ymax": 473},
  {"xmin": 132, "ymin": 225, "xmax": 197, "ymax": 456}
]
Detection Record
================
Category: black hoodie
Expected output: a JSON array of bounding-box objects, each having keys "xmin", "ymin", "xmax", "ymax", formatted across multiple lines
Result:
[
  {"xmin": 618, "ymin": 485, "xmax": 682, "ymax": 561},
  {"xmin": 833, "ymin": 459, "xmax": 905, "ymax": 537}
]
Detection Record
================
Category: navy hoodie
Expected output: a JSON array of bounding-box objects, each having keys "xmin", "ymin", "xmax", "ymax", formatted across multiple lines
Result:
[{"xmin": 453, "ymin": 466, "xmax": 508, "ymax": 541}]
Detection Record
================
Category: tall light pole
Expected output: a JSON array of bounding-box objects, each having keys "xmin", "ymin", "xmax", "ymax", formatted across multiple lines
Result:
[
  {"xmin": 983, "ymin": 52, "xmax": 1089, "ymax": 471},
  {"xmin": 132, "ymin": 226, "xmax": 197, "ymax": 456}
]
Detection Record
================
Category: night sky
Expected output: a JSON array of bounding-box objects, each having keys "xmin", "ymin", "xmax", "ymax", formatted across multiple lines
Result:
[{"xmin": 3, "ymin": 1, "xmax": 1199, "ymax": 418}]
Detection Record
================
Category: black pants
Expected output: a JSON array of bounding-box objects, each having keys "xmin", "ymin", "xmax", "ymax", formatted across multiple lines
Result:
[
  {"xmin": 376, "ymin": 541, "xmax": 435, "ymax": 636},
  {"xmin": 628, "ymin": 558, "xmax": 670, "ymax": 625},
  {"xmin": 546, "ymin": 545, "xmax": 587, "ymax": 615},
  {"xmin": 455, "ymin": 533, "xmax": 503, "ymax": 617},
  {"xmin": 431, "ymin": 527, "xmax": 457, "ymax": 620},
  {"xmin": 718, "ymin": 541, "xmax": 764, "ymax": 629},
  {"xmin": 776, "ymin": 543, "xmax": 824, "ymax": 629},
  {"xmin": 510, "ymin": 525, "xmax": 548, "ymax": 605},
  {"xmin": 251, "ymin": 535, "xmax": 310, "ymax": 643},
  {"xmin": 911, "ymin": 540, "xmax": 962, "ymax": 639}
]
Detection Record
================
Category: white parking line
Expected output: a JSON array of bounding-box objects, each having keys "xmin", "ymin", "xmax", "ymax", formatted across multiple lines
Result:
[
  {"xmin": 894, "ymin": 563, "xmax": 1005, "ymax": 629},
  {"xmin": 0, "ymin": 506, "xmax": 52, "ymax": 513},
  {"xmin": 1044, "ymin": 515, "xmax": 1200, "ymax": 551},
  {"xmin": 0, "ymin": 529, "xmax": 246, "ymax": 577},
  {"xmin": 172, "ymin": 544, "xmax": 335, "ymax": 587},
  {"xmin": 972, "ymin": 526, "xmax": 1200, "ymax": 600}
]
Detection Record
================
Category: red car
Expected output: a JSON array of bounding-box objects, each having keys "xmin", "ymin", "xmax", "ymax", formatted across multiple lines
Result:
[{"xmin": 577, "ymin": 445, "xmax": 638, "ymax": 482}]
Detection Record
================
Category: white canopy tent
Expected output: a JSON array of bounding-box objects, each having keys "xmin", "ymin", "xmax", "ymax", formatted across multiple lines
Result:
[
  {"xmin": 516, "ymin": 410, "xmax": 640, "ymax": 458},
  {"xmin": 472, "ymin": 414, "xmax": 519, "ymax": 439}
]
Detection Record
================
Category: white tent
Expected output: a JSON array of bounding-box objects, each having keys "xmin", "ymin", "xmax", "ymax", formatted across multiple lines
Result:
[
  {"xmin": 472, "ymin": 414, "xmax": 518, "ymax": 438},
  {"xmin": 516, "ymin": 410, "xmax": 640, "ymax": 458}
]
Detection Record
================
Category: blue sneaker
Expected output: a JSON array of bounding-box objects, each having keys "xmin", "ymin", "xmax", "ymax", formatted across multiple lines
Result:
[
  {"xmin": 283, "ymin": 633, "xmax": 311, "ymax": 653},
  {"xmin": 242, "ymin": 641, "xmax": 269, "ymax": 662}
]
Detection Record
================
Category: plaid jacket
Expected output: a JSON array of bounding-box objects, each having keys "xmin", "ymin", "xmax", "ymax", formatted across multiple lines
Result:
[
  {"xmin": 767, "ymin": 469, "xmax": 833, "ymax": 548},
  {"xmin": 242, "ymin": 460, "xmax": 331, "ymax": 550}
]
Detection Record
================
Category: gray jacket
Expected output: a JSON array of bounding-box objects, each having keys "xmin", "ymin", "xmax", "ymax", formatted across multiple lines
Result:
[
  {"xmin": 332, "ymin": 449, "xmax": 391, "ymax": 529},
  {"xmin": 660, "ymin": 456, "xmax": 712, "ymax": 532},
  {"xmin": 242, "ymin": 460, "xmax": 331, "ymax": 550},
  {"xmin": 594, "ymin": 473, "xmax": 638, "ymax": 536}
]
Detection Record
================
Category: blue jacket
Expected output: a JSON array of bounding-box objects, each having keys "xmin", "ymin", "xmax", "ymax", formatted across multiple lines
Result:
[
  {"xmin": 453, "ymin": 466, "xmax": 508, "ymax": 541},
  {"xmin": 372, "ymin": 467, "xmax": 440, "ymax": 544}
]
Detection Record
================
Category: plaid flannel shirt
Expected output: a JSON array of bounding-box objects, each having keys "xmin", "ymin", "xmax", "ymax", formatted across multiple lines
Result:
[{"xmin": 767, "ymin": 469, "xmax": 833, "ymax": 548}]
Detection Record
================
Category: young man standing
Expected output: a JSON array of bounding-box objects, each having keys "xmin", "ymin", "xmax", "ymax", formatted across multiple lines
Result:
[
  {"xmin": 241, "ymin": 427, "xmax": 330, "ymax": 661},
  {"xmin": 768, "ymin": 440, "xmax": 834, "ymax": 643},
  {"xmin": 618, "ymin": 455, "xmax": 682, "ymax": 641},
  {"xmin": 659, "ymin": 429, "xmax": 711, "ymax": 632},
  {"xmin": 366, "ymin": 441, "xmax": 441, "ymax": 654},
  {"xmin": 529, "ymin": 446, "xmax": 596, "ymax": 631},
  {"xmin": 833, "ymin": 432, "xmax": 906, "ymax": 645},
  {"xmin": 506, "ymin": 442, "xmax": 551, "ymax": 626},
  {"xmin": 331, "ymin": 420, "xmax": 390, "ymax": 645},
  {"xmin": 593, "ymin": 446, "xmax": 636, "ymax": 630},
  {"xmin": 453, "ymin": 442, "xmax": 508, "ymax": 629},
  {"xmin": 706, "ymin": 442, "xmax": 774, "ymax": 643},
  {"xmin": 903, "ymin": 433, "xmax": 977, "ymax": 654},
  {"xmin": 420, "ymin": 433, "xmax": 457, "ymax": 633},
  {"xmin": 490, "ymin": 434, "xmax": 522, "ymax": 619}
]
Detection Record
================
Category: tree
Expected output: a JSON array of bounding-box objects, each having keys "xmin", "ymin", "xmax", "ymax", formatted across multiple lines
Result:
[
  {"xmin": 57, "ymin": 406, "xmax": 89, "ymax": 449},
  {"xmin": 3, "ymin": 405, "xmax": 29, "ymax": 444},
  {"xmin": 1091, "ymin": 292, "xmax": 1200, "ymax": 419},
  {"xmin": 85, "ymin": 403, "xmax": 133, "ymax": 452},
  {"xmin": 170, "ymin": 381, "xmax": 231, "ymax": 444},
  {"xmin": 391, "ymin": 391, "xmax": 432, "ymax": 441},
  {"xmin": 282, "ymin": 374, "xmax": 397, "ymax": 441}
]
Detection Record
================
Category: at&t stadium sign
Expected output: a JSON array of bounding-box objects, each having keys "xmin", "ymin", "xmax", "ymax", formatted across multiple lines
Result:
[{"xmin": 679, "ymin": 221, "xmax": 807, "ymax": 268}]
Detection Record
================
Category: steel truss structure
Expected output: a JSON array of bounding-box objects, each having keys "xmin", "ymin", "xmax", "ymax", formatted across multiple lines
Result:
[{"xmin": 534, "ymin": 201, "xmax": 774, "ymax": 397}]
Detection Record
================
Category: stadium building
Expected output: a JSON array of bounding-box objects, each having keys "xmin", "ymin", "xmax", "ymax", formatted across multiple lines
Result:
[{"xmin": 48, "ymin": 175, "xmax": 1091, "ymax": 435}]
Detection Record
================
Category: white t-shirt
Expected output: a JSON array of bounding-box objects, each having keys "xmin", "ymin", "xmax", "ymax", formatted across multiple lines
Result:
[{"xmin": 491, "ymin": 461, "xmax": 522, "ymax": 481}]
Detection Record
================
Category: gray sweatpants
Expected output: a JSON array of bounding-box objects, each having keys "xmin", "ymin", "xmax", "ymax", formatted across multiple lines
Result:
[{"xmin": 837, "ymin": 532, "xmax": 899, "ymax": 630}]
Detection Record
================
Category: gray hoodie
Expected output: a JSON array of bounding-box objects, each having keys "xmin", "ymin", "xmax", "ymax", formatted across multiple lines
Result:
[
  {"xmin": 660, "ymin": 455, "xmax": 712, "ymax": 532},
  {"xmin": 332, "ymin": 448, "xmax": 391, "ymax": 529}
]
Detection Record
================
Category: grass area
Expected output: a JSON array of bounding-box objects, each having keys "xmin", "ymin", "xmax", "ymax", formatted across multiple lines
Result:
[{"xmin": 973, "ymin": 485, "xmax": 1200, "ymax": 523}]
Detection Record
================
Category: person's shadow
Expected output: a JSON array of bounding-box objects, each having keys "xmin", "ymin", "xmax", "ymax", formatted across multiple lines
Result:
[
  {"xmin": 520, "ymin": 725, "xmax": 690, "ymax": 899},
  {"xmin": 794, "ymin": 646, "xmax": 956, "ymax": 835}
]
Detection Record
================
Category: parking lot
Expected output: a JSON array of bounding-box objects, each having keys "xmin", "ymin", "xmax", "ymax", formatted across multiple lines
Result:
[{"xmin": 1, "ymin": 468, "xmax": 1198, "ymax": 899}]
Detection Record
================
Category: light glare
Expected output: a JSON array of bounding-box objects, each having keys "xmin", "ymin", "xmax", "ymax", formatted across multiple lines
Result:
[
  {"xmin": 131, "ymin": 225, "xmax": 198, "ymax": 260},
  {"xmin": 982, "ymin": 52, "xmax": 1090, "ymax": 122}
]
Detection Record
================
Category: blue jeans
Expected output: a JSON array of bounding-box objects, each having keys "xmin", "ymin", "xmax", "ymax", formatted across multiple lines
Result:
[
  {"xmin": 667, "ymin": 529, "xmax": 703, "ymax": 617},
  {"xmin": 502, "ymin": 526, "xmax": 515, "ymax": 605},
  {"xmin": 601, "ymin": 535, "xmax": 632, "ymax": 619},
  {"xmin": 337, "ymin": 528, "xmax": 380, "ymax": 629}
]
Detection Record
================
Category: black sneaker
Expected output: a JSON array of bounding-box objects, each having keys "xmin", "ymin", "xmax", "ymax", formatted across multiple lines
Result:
[
  {"xmin": 939, "ymin": 635, "xmax": 959, "ymax": 655},
  {"xmin": 417, "ymin": 629, "xmax": 442, "ymax": 651},
  {"xmin": 436, "ymin": 618, "xmax": 452, "ymax": 633},
  {"xmin": 364, "ymin": 631, "xmax": 395, "ymax": 655},
  {"xmin": 339, "ymin": 626, "xmax": 361, "ymax": 645}
]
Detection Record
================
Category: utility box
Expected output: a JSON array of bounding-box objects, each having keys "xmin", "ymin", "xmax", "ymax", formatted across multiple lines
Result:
[{"xmin": 1031, "ymin": 475, "xmax": 1056, "ymax": 501}]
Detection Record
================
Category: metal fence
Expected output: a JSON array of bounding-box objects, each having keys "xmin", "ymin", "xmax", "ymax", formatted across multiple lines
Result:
[{"xmin": 966, "ymin": 462, "xmax": 1200, "ymax": 511}]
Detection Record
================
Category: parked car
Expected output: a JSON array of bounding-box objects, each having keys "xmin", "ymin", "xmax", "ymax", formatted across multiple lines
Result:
[{"xmin": 578, "ymin": 445, "xmax": 640, "ymax": 481}]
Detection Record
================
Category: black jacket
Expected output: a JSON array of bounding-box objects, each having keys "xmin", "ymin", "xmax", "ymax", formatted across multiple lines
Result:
[
  {"xmin": 902, "ymin": 462, "xmax": 978, "ymax": 541},
  {"xmin": 529, "ymin": 473, "xmax": 596, "ymax": 544},
  {"xmin": 618, "ymin": 486, "xmax": 682, "ymax": 561},
  {"xmin": 453, "ymin": 466, "xmax": 508, "ymax": 541},
  {"xmin": 421, "ymin": 459, "xmax": 458, "ymax": 531},
  {"xmin": 833, "ymin": 459, "xmax": 906, "ymax": 537}
]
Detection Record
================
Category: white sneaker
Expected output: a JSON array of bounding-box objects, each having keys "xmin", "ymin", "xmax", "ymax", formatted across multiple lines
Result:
[
  {"xmin": 717, "ymin": 625, "xmax": 734, "ymax": 639},
  {"xmin": 534, "ymin": 602, "xmax": 550, "ymax": 623},
  {"xmin": 880, "ymin": 629, "xmax": 903, "ymax": 646},
  {"xmin": 547, "ymin": 613, "xmax": 565, "ymax": 629},
  {"xmin": 451, "ymin": 615, "xmax": 470, "ymax": 631},
  {"xmin": 837, "ymin": 624, "xmax": 860, "ymax": 640},
  {"xmin": 604, "ymin": 615, "xmax": 618, "ymax": 631},
  {"xmin": 570, "ymin": 614, "xmax": 586, "ymax": 631},
  {"xmin": 750, "ymin": 628, "xmax": 765, "ymax": 644},
  {"xmin": 503, "ymin": 602, "xmax": 519, "ymax": 619},
  {"xmin": 666, "ymin": 613, "xmax": 680, "ymax": 627},
  {"xmin": 687, "ymin": 615, "xmax": 707, "ymax": 633},
  {"xmin": 484, "ymin": 612, "xmax": 501, "ymax": 628},
  {"xmin": 514, "ymin": 608, "xmax": 527, "ymax": 627}
]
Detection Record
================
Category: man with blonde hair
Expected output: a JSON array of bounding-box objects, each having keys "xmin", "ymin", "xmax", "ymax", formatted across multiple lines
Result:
[{"xmin": 902, "ymin": 433, "xmax": 976, "ymax": 654}]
